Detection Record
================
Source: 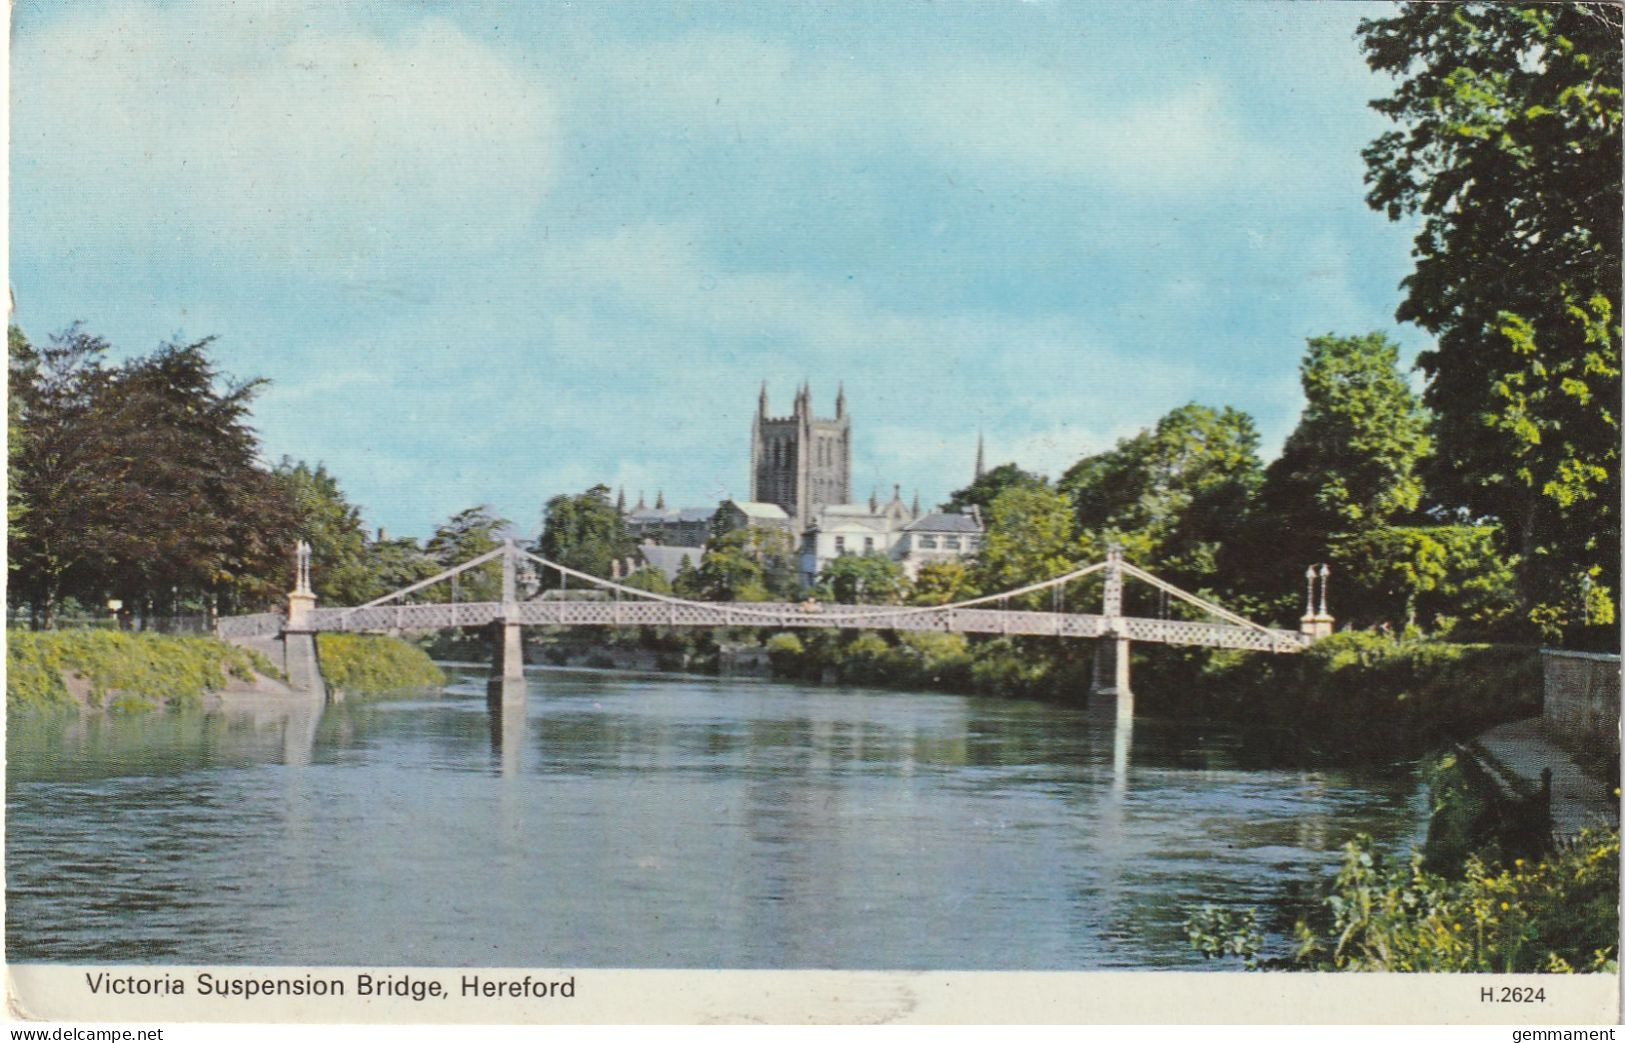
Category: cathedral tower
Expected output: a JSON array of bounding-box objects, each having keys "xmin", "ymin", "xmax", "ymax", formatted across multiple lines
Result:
[{"xmin": 751, "ymin": 382, "xmax": 851, "ymax": 533}]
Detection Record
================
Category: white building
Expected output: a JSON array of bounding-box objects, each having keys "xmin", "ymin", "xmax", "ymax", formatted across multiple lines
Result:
[
  {"xmin": 797, "ymin": 487, "xmax": 915, "ymax": 585},
  {"xmin": 892, "ymin": 507, "xmax": 984, "ymax": 579}
]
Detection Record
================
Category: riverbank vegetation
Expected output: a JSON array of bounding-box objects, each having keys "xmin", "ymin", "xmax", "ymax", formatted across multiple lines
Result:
[
  {"xmin": 1188, "ymin": 826, "xmax": 1619, "ymax": 973},
  {"xmin": 6, "ymin": 630, "xmax": 276, "ymax": 713},
  {"xmin": 1188, "ymin": 746, "xmax": 1618, "ymax": 973},
  {"xmin": 315, "ymin": 634, "xmax": 445, "ymax": 696}
]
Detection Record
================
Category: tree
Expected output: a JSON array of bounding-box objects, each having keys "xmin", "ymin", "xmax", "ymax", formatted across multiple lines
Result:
[
  {"xmin": 973, "ymin": 484, "xmax": 1086, "ymax": 607},
  {"xmin": 426, "ymin": 506, "xmax": 510, "ymax": 602},
  {"xmin": 815, "ymin": 552, "xmax": 907, "ymax": 604},
  {"xmin": 1060, "ymin": 403, "xmax": 1262, "ymax": 596},
  {"xmin": 1245, "ymin": 333, "xmax": 1433, "ymax": 612},
  {"xmin": 8, "ymin": 326, "xmax": 36, "ymax": 552},
  {"xmin": 105, "ymin": 338, "xmax": 293, "ymax": 614},
  {"xmin": 1329, "ymin": 525, "xmax": 1519, "ymax": 637},
  {"xmin": 909, "ymin": 559, "xmax": 978, "ymax": 607},
  {"xmin": 273, "ymin": 459, "xmax": 373, "ymax": 605},
  {"xmin": 1359, "ymin": 3, "xmax": 1622, "ymax": 636},
  {"xmin": 536, "ymin": 485, "xmax": 632, "ymax": 585},
  {"xmin": 8, "ymin": 324, "xmax": 127, "ymax": 625},
  {"xmin": 8, "ymin": 327, "xmax": 292, "ymax": 623},
  {"xmin": 363, "ymin": 536, "xmax": 440, "ymax": 603},
  {"xmin": 688, "ymin": 525, "xmax": 796, "ymax": 602},
  {"xmin": 941, "ymin": 463, "xmax": 1047, "ymax": 514},
  {"xmin": 621, "ymin": 566, "xmax": 673, "ymax": 596}
]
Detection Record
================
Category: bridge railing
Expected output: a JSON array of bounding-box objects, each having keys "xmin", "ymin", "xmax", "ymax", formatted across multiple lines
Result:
[
  {"xmin": 311, "ymin": 603, "xmax": 504, "ymax": 632},
  {"xmin": 216, "ymin": 612, "xmax": 286, "ymax": 639}
]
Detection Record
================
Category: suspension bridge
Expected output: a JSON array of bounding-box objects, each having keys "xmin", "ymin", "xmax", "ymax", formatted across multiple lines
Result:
[{"xmin": 218, "ymin": 540, "xmax": 1335, "ymax": 717}]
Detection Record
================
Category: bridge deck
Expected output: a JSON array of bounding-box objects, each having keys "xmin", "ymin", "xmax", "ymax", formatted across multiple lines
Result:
[{"xmin": 221, "ymin": 600, "xmax": 1308, "ymax": 653}]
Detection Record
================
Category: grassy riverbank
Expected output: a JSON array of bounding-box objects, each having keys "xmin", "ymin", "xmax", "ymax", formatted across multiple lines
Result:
[
  {"xmin": 316, "ymin": 633, "xmax": 444, "ymax": 695},
  {"xmin": 7, "ymin": 629, "xmax": 278, "ymax": 713}
]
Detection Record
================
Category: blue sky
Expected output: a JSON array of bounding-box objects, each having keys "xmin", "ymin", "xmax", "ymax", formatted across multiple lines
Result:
[{"xmin": 11, "ymin": 0, "xmax": 1425, "ymax": 541}]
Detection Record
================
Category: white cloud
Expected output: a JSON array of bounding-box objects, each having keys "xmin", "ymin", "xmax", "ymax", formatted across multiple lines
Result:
[{"xmin": 14, "ymin": 3, "xmax": 555, "ymax": 266}]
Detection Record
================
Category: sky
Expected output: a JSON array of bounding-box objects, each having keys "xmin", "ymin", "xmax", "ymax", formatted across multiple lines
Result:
[{"xmin": 10, "ymin": 0, "xmax": 1427, "ymax": 541}]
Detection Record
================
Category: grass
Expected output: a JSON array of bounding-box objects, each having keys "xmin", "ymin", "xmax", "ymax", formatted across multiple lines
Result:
[{"xmin": 7, "ymin": 629, "xmax": 276, "ymax": 713}]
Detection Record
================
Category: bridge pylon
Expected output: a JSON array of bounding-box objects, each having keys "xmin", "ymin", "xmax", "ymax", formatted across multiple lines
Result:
[
  {"xmin": 490, "ymin": 539, "xmax": 525, "ymax": 682},
  {"xmin": 1088, "ymin": 545, "xmax": 1133, "ymax": 719}
]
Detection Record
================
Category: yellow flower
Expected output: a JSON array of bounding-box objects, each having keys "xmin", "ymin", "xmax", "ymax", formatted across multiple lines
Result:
[
  {"xmin": 1453, "ymin": 923, "xmax": 1463, "ymax": 931},
  {"xmin": 1500, "ymin": 902, "xmax": 1509, "ymax": 911},
  {"xmin": 1514, "ymin": 859, "xmax": 1524, "ymax": 867}
]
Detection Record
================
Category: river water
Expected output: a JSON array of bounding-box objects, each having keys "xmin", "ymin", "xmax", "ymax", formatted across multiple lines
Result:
[{"xmin": 8, "ymin": 668, "xmax": 1427, "ymax": 969}]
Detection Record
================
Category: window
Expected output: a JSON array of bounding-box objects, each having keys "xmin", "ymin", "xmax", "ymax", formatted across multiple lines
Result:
[
  {"xmin": 944, "ymin": 537, "xmax": 961, "ymax": 550},
  {"xmin": 919, "ymin": 536, "xmax": 938, "ymax": 549},
  {"xmin": 835, "ymin": 536, "xmax": 846, "ymax": 554},
  {"xmin": 864, "ymin": 537, "xmax": 874, "ymax": 552}
]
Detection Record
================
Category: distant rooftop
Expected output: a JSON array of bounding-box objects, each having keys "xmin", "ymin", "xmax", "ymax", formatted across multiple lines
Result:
[{"xmin": 905, "ymin": 509, "xmax": 983, "ymax": 534}]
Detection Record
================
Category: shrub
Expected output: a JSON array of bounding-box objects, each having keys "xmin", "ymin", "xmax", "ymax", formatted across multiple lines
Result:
[
  {"xmin": 764, "ymin": 632, "xmax": 805, "ymax": 676},
  {"xmin": 1186, "ymin": 830, "xmax": 1620, "ymax": 973},
  {"xmin": 1294, "ymin": 830, "xmax": 1618, "ymax": 973},
  {"xmin": 315, "ymin": 633, "xmax": 444, "ymax": 696}
]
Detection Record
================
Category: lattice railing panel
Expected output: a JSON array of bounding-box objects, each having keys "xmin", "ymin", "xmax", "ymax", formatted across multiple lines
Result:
[
  {"xmin": 216, "ymin": 612, "xmax": 286, "ymax": 639},
  {"xmin": 1121, "ymin": 616, "xmax": 1307, "ymax": 652}
]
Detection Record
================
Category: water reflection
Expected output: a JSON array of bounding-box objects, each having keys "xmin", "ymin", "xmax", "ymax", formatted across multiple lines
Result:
[
  {"xmin": 487, "ymin": 675, "xmax": 528, "ymax": 777},
  {"xmin": 8, "ymin": 668, "xmax": 1427, "ymax": 968}
]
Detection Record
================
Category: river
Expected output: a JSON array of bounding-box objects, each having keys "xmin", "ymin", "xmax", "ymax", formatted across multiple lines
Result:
[{"xmin": 7, "ymin": 668, "xmax": 1427, "ymax": 969}]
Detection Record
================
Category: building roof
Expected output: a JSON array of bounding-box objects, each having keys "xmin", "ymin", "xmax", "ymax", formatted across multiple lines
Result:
[
  {"xmin": 636, "ymin": 543, "xmax": 704, "ymax": 581},
  {"xmin": 723, "ymin": 500, "xmax": 790, "ymax": 521},
  {"xmin": 905, "ymin": 510, "xmax": 984, "ymax": 534},
  {"xmin": 675, "ymin": 507, "xmax": 716, "ymax": 523}
]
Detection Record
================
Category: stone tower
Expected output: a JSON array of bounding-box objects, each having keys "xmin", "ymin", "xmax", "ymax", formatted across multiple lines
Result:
[{"xmin": 751, "ymin": 381, "xmax": 851, "ymax": 533}]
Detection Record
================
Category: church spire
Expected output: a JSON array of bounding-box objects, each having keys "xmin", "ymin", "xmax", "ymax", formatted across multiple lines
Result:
[
  {"xmin": 616, "ymin": 486, "xmax": 626, "ymax": 514},
  {"xmin": 974, "ymin": 431, "xmax": 986, "ymax": 480},
  {"xmin": 655, "ymin": 490, "xmax": 666, "ymax": 510},
  {"xmin": 835, "ymin": 381, "xmax": 846, "ymax": 419},
  {"xmin": 758, "ymin": 381, "xmax": 768, "ymax": 416},
  {"xmin": 911, "ymin": 489, "xmax": 920, "ymax": 517},
  {"xmin": 635, "ymin": 490, "xmax": 646, "ymax": 511}
]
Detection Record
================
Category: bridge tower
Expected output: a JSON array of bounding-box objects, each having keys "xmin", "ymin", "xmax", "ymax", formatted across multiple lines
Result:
[
  {"xmin": 1299, "ymin": 563, "xmax": 1335, "ymax": 640},
  {"xmin": 282, "ymin": 541, "xmax": 328, "ymax": 701},
  {"xmin": 490, "ymin": 539, "xmax": 525, "ymax": 682},
  {"xmin": 1089, "ymin": 545, "xmax": 1133, "ymax": 718}
]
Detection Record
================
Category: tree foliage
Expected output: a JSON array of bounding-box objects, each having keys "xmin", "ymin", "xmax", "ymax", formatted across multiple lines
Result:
[
  {"xmin": 537, "ymin": 484, "xmax": 632, "ymax": 586},
  {"xmin": 815, "ymin": 552, "xmax": 907, "ymax": 605},
  {"xmin": 425, "ymin": 505, "xmax": 510, "ymax": 602},
  {"xmin": 1328, "ymin": 525, "xmax": 1519, "ymax": 637},
  {"xmin": 685, "ymin": 525, "xmax": 796, "ymax": 602},
  {"xmin": 973, "ymin": 484, "xmax": 1085, "ymax": 608},
  {"xmin": 940, "ymin": 462, "xmax": 1046, "ymax": 514},
  {"xmin": 1359, "ymin": 3, "xmax": 1622, "ymax": 634},
  {"xmin": 1246, "ymin": 333, "xmax": 1433, "ymax": 615},
  {"xmin": 8, "ymin": 325, "xmax": 293, "ymax": 623},
  {"xmin": 273, "ymin": 459, "xmax": 373, "ymax": 605},
  {"xmin": 1061, "ymin": 403, "xmax": 1261, "ymax": 596}
]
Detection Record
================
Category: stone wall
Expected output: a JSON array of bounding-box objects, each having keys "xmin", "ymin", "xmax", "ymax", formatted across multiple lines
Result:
[{"xmin": 1542, "ymin": 648, "xmax": 1620, "ymax": 758}]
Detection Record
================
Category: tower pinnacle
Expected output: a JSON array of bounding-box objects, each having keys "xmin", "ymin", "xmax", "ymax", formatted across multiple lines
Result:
[{"xmin": 974, "ymin": 432, "xmax": 986, "ymax": 481}]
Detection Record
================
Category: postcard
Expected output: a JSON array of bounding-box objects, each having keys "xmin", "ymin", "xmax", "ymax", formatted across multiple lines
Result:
[{"xmin": 6, "ymin": 0, "xmax": 1620, "ymax": 1027}]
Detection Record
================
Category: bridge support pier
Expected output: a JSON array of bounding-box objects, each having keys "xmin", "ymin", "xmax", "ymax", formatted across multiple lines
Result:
[
  {"xmin": 489, "ymin": 540, "xmax": 525, "ymax": 683},
  {"xmin": 491, "ymin": 620, "xmax": 525, "ymax": 681},
  {"xmin": 1090, "ymin": 636, "xmax": 1133, "ymax": 719}
]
